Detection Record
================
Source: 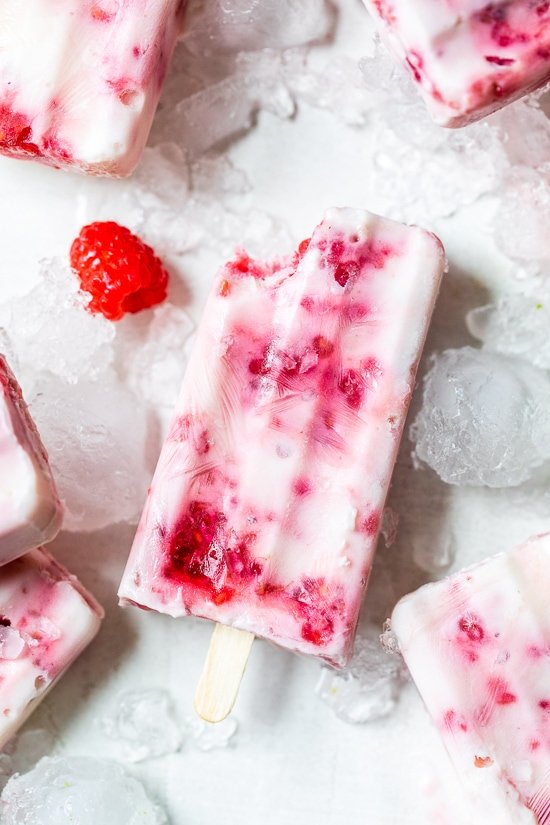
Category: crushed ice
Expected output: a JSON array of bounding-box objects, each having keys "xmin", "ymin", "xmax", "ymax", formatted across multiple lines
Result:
[
  {"xmin": 411, "ymin": 348, "xmax": 550, "ymax": 488},
  {"xmin": 101, "ymin": 690, "xmax": 182, "ymax": 763},
  {"xmin": 0, "ymin": 756, "xmax": 167, "ymax": 825},
  {"xmin": 99, "ymin": 689, "xmax": 238, "ymax": 759},
  {"xmin": 183, "ymin": 715, "xmax": 238, "ymax": 752},
  {"xmin": 467, "ymin": 295, "xmax": 550, "ymax": 370},
  {"xmin": 316, "ymin": 626, "xmax": 404, "ymax": 724}
]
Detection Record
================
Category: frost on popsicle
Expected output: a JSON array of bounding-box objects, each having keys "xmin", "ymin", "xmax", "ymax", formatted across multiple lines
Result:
[
  {"xmin": 0, "ymin": 757, "xmax": 167, "ymax": 825},
  {"xmin": 184, "ymin": 715, "xmax": 238, "ymax": 751},
  {"xmin": 411, "ymin": 347, "xmax": 550, "ymax": 487}
]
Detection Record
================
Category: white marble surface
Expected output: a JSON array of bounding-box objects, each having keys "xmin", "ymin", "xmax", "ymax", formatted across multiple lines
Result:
[{"xmin": 0, "ymin": 1, "xmax": 548, "ymax": 823}]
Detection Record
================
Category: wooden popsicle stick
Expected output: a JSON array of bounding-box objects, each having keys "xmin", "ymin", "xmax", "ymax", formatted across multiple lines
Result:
[{"xmin": 194, "ymin": 623, "xmax": 255, "ymax": 723}]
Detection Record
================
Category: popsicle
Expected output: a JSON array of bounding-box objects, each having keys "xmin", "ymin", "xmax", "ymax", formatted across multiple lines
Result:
[
  {"xmin": 0, "ymin": 547, "xmax": 103, "ymax": 749},
  {"xmin": 118, "ymin": 207, "xmax": 444, "ymax": 718},
  {"xmin": 392, "ymin": 533, "xmax": 550, "ymax": 825},
  {"xmin": 0, "ymin": 355, "xmax": 62, "ymax": 567},
  {"xmin": 0, "ymin": 0, "xmax": 185, "ymax": 176},
  {"xmin": 363, "ymin": 0, "xmax": 550, "ymax": 126}
]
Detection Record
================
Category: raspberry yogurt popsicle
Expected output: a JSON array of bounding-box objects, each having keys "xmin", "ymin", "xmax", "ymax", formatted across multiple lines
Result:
[
  {"xmin": 0, "ymin": 547, "xmax": 103, "ymax": 749},
  {"xmin": 0, "ymin": 356, "xmax": 62, "ymax": 567},
  {"xmin": 392, "ymin": 534, "xmax": 550, "ymax": 825},
  {"xmin": 0, "ymin": 0, "xmax": 185, "ymax": 176},
  {"xmin": 363, "ymin": 0, "xmax": 550, "ymax": 126},
  {"xmin": 119, "ymin": 207, "xmax": 444, "ymax": 719}
]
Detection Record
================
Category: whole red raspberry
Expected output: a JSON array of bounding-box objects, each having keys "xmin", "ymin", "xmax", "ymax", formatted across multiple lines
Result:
[{"xmin": 70, "ymin": 221, "xmax": 169, "ymax": 321}]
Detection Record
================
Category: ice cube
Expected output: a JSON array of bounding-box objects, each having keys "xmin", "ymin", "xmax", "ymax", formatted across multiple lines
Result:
[
  {"xmin": 100, "ymin": 690, "xmax": 182, "ymax": 763},
  {"xmin": 291, "ymin": 55, "xmax": 374, "ymax": 126},
  {"xmin": 183, "ymin": 716, "xmax": 238, "ymax": 751},
  {"xmin": 315, "ymin": 627, "xmax": 404, "ymax": 724},
  {"xmin": 29, "ymin": 376, "xmax": 149, "ymax": 532},
  {"xmin": 0, "ymin": 259, "xmax": 115, "ymax": 388},
  {"xmin": 184, "ymin": 0, "xmax": 333, "ymax": 54},
  {"xmin": 467, "ymin": 295, "xmax": 550, "ymax": 370},
  {"xmin": 493, "ymin": 167, "xmax": 550, "ymax": 270},
  {"xmin": 0, "ymin": 756, "xmax": 166, "ymax": 824},
  {"xmin": 117, "ymin": 305, "xmax": 194, "ymax": 433},
  {"xmin": 160, "ymin": 51, "xmax": 296, "ymax": 158},
  {"xmin": 411, "ymin": 348, "xmax": 550, "ymax": 488}
]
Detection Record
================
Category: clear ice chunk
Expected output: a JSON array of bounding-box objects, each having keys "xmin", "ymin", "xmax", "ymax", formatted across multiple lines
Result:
[
  {"xmin": 119, "ymin": 304, "xmax": 194, "ymax": 427},
  {"xmin": 493, "ymin": 168, "xmax": 550, "ymax": 269},
  {"xmin": 0, "ymin": 259, "xmax": 115, "ymax": 387},
  {"xmin": 411, "ymin": 347, "xmax": 550, "ymax": 488},
  {"xmin": 0, "ymin": 756, "xmax": 167, "ymax": 825},
  {"xmin": 29, "ymin": 376, "xmax": 149, "ymax": 532},
  {"xmin": 184, "ymin": 0, "xmax": 333, "ymax": 54},
  {"xmin": 359, "ymin": 43, "xmax": 509, "ymax": 223},
  {"xmin": 315, "ymin": 627, "xmax": 403, "ymax": 724},
  {"xmin": 183, "ymin": 716, "xmax": 238, "ymax": 751},
  {"xmin": 467, "ymin": 296, "xmax": 550, "ymax": 371},
  {"xmin": 101, "ymin": 690, "xmax": 182, "ymax": 763}
]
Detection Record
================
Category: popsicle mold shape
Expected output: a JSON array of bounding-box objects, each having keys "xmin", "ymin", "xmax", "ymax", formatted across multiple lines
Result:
[
  {"xmin": 119, "ymin": 207, "xmax": 444, "ymax": 666},
  {"xmin": 0, "ymin": 0, "xmax": 185, "ymax": 176},
  {"xmin": 363, "ymin": 0, "xmax": 550, "ymax": 126},
  {"xmin": 0, "ymin": 355, "xmax": 62, "ymax": 567},
  {"xmin": 392, "ymin": 533, "xmax": 550, "ymax": 825},
  {"xmin": 0, "ymin": 547, "xmax": 103, "ymax": 750}
]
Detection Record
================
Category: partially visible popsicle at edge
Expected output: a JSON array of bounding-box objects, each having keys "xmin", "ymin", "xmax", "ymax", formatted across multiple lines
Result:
[
  {"xmin": 0, "ymin": 547, "xmax": 103, "ymax": 750},
  {"xmin": 0, "ymin": 0, "xmax": 185, "ymax": 176},
  {"xmin": 392, "ymin": 534, "xmax": 550, "ymax": 825},
  {"xmin": 119, "ymin": 207, "xmax": 445, "ymax": 666},
  {"xmin": 0, "ymin": 355, "xmax": 62, "ymax": 567},
  {"xmin": 363, "ymin": 0, "xmax": 550, "ymax": 126}
]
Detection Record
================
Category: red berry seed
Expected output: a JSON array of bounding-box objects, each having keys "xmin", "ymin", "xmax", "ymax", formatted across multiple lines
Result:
[{"xmin": 70, "ymin": 221, "xmax": 169, "ymax": 321}]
